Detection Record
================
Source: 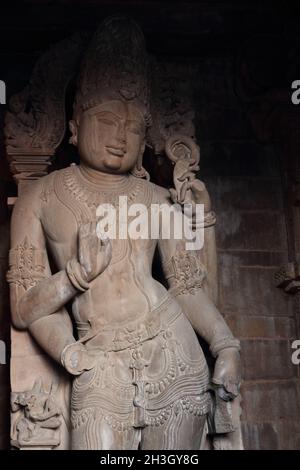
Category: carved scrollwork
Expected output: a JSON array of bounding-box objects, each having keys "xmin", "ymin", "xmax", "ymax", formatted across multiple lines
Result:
[
  {"xmin": 274, "ymin": 262, "xmax": 300, "ymax": 294},
  {"xmin": 4, "ymin": 33, "xmax": 85, "ymax": 181},
  {"xmin": 6, "ymin": 237, "xmax": 47, "ymax": 290},
  {"xmin": 147, "ymin": 62, "xmax": 196, "ymax": 155},
  {"xmin": 163, "ymin": 250, "xmax": 207, "ymax": 296}
]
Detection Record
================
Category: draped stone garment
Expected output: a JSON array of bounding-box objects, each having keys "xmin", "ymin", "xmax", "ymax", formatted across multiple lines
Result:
[{"xmin": 71, "ymin": 294, "xmax": 211, "ymax": 449}]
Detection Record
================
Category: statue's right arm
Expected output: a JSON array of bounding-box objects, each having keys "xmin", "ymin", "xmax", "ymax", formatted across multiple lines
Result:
[
  {"xmin": 7, "ymin": 182, "xmax": 112, "ymax": 366},
  {"xmin": 7, "ymin": 183, "xmax": 78, "ymax": 363}
]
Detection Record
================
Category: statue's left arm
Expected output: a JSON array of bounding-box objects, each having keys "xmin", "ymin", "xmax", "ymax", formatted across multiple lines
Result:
[{"xmin": 157, "ymin": 187, "xmax": 241, "ymax": 399}]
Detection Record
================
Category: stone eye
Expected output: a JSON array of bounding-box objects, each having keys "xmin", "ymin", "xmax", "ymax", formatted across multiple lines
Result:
[
  {"xmin": 126, "ymin": 122, "xmax": 143, "ymax": 136},
  {"xmin": 97, "ymin": 117, "xmax": 116, "ymax": 126}
]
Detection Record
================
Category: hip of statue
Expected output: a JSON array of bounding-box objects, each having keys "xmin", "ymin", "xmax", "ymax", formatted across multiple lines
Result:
[{"xmin": 71, "ymin": 294, "xmax": 211, "ymax": 430}]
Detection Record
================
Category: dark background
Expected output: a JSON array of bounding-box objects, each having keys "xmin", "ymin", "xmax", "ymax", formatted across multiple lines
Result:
[{"xmin": 1, "ymin": 0, "xmax": 300, "ymax": 449}]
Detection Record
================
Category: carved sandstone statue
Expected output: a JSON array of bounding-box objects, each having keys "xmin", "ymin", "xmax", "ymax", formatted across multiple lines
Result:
[
  {"xmin": 11, "ymin": 379, "xmax": 61, "ymax": 449},
  {"xmin": 7, "ymin": 17, "xmax": 241, "ymax": 450}
]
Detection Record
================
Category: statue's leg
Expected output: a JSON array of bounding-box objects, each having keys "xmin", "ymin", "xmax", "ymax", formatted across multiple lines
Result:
[
  {"xmin": 72, "ymin": 412, "xmax": 140, "ymax": 450},
  {"xmin": 141, "ymin": 405, "xmax": 207, "ymax": 450},
  {"xmin": 71, "ymin": 351, "xmax": 141, "ymax": 450}
]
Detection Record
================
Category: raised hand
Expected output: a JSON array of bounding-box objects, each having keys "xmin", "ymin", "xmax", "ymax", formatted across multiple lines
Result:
[
  {"xmin": 78, "ymin": 221, "xmax": 112, "ymax": 282},
  {"xmin": 187, "ymin": 178, "xmax": 211, "ymax": 213}
]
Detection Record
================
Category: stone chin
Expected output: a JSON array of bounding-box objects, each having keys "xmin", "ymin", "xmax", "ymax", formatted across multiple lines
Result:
[
  {"xmin": 103, "ymin": 154, "xmax": 126, "ymax": 172},
  {"xmin": 83, "ymin": 154, "xmax": 136, "ymax": 175}
]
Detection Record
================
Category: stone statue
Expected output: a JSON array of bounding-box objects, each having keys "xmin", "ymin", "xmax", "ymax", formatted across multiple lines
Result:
[
  {"xmin": 7, "ymin": 17, "xmax": 241, "ymax": 450},
  {"xmin": 11, "ymin": 379, "xmax": 61, "ymax": 449}
]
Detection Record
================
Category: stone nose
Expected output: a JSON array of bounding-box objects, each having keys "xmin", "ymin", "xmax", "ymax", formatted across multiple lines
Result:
[
  {"xmin": 116, "ymin": 121, "xmax": 126, "ymax": 145},
  {"xmin": 116, "ymin": 133, "xmax": 126, "ymax": 145}
]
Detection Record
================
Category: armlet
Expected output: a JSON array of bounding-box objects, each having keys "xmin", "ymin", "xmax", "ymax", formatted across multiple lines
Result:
[
  {"xmin": 6, "ymin": 237, "xmax": 47, "ymax": 290},
  {"xmin": 203, "ymin": 210, "xmax": 216, "ymax": 228},
  {"xmin": 163, "ymin": 250, "xmax": 207, "ymax": 296}
]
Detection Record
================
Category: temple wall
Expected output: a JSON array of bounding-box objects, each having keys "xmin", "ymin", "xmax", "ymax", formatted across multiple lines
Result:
[
  {"xmin": 195, "ymin": 58, "xmax": 300, "ymax": 449},
  {"xmin": 0, "ymin": 1, "xmax": 299, "ymax": 450}
]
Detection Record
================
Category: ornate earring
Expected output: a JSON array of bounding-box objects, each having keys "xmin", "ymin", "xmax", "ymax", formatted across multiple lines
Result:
[{"xmin": 130, "ymin": 148, "xmax": 150, "ymax": 180}]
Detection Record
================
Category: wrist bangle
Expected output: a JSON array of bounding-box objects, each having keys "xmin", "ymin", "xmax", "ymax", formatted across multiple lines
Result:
[
  {"xmin": 66, "ymin": 259, "xmax": 90, "ymax": 292},
  {"xmin": 61, "ymin": 343, "xmax": 75, "ymax": 368},
  {"xmin": 61, "ymin": 342, "xmax": 87, "ymax": 375},
  {"xmin": 210, "ymin": 337, "xmax": 240, "ymax": 358}
]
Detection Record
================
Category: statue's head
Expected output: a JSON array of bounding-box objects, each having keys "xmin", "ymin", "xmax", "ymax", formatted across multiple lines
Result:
[
  {"xmin": 69, "ymin": 17, "xmax": 150, "ymax": 176},
  {"xmin": 69, "ymin": 96, "xmax": 147, "ymax": 174}
]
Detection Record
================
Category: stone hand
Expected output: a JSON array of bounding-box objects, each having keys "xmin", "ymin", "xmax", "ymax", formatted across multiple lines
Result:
[
  {"xmin": 170, "ymin": 160, "xmax": 211, "ymax": 215},
  {"xmin": 78, "ymin": 222, "xmax": 112, "ymax": 282},
  {"xmin": 212, "ymin": 347, "xmax": 241, "ymax": 401},
  {"xmin": 187, "ymin": 178, "xmax": 211, "ymax": 213},
  {"xmin": 61, "ymin": 342, "xmax": 97, "ymax": 376}
]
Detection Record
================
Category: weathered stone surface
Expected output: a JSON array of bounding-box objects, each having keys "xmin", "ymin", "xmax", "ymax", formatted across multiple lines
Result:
[
  {"xmin": 0, "ymin": 259, "xmax": 9, "ymax": 322},
  {"xmin": 216, "ymin": 210, "xmax": 286, "ymax": 251},
  {"xmin": 206, "ymin": 177, "xmax": 283, "ymax": 212},
  {"xmin": 5, "ymin": 17, "xmax": 242, "ymax": 451},
  {"xmin": 241, "ymin": 340, "xmax": 297, "ymax": 381},
  {"xmin": 242, "ymin": 421, "xmax": 279, "ymax": 450},
  {"xmin": 218, "ymin": 249, "xmax": 287, "ymax": 267},
  {"xmin": 218, "ymin": 252, "xmax": 293, "ymax": 317},
  {"xmin": 1, "ymin": 4, "xmax": 299, "ymax": 452},
  {"xmin": 11, "ymin": 328, "xmax": 43, "ymax": 358},
  {"xmin": 224, "ymin": 315, "xmax": 296, "ymax": 339},
  {"xmin": 0, "ymin": 214, "xmax": 10, "ymax": 451},
  {"xmin": 241, "ymin": 380, "xmax": 300, "ymax": 422},
  {"xmin": 10, "ymin": 355, "xmax": 71, "ymax": 450},
  {"xmin": 242, "ymin": 420, "xmax": 300, "ymax": 450}
]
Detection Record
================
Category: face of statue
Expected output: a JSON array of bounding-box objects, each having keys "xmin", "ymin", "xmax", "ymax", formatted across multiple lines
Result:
[{"xmin": 70, "ymin": 100, "xmax": 146, "ymax": 174}]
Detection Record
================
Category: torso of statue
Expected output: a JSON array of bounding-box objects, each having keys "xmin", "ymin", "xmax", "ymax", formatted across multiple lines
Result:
[
  {"xmin": 40, "ymin": 164, "xmax": 168, "ymax": 330},
  {"xmin": 33, "ymin": 164, "xmax": 211, "ymax": 449}
]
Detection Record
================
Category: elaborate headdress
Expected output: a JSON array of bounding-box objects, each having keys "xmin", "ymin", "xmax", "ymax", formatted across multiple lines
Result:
[
  {"xmin": 74, "ymin": 16, "xmax": 151, "ymax": 126},
  {"xmin": 5, "ymin": 16, "xmax": 196, "ymax": 183}
]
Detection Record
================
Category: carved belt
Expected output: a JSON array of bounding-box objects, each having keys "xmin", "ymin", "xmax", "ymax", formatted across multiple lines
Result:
[{"xmin": 76, "ymin": 294, "xmax": 181, "ymax": 352}]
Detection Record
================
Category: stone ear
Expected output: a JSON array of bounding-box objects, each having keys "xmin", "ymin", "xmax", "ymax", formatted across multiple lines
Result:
[
  {"xmin": 137, "ymin": 140, "xmax": 146, "ymax": 170},
  {"xmin": 69, "ymin": 120, "xmax": 78, "ymax": 146},
  {"xmin": 131, "ymin": 140, "xmax": 150, "ymax": 180}
]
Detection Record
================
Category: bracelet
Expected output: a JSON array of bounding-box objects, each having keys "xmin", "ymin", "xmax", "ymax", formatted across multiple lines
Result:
[
  {"xmin": 210, "ymin": 337, "xmax": 241, "ymax": 358},
  {"xmin": 60, "ymin": 343, "xmax": 75, "ymax": 369},
  {"xmin": 60, "ymin": 342, "xmax": 86, "ymax": 375},
  {"xmin": 66, "ymin": 259, "xmax": 90, "ymax": 292}
]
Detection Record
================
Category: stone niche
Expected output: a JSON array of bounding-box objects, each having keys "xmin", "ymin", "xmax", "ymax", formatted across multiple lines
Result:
[
  {"xmin": 1, "ymin": 2, "xmax": 300, "ymax": 450},
  {"xmin": 3, "ymin": 15, "xmax": 244, "ymax": 450}
]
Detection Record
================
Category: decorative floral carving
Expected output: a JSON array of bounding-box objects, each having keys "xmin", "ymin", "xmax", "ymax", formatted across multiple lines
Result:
[
  {"xmin": 164, "ymin": 251, "xmax": 207, "ymax": 296},
  {"xmin": 4, "ymin": 34, "xmax": 85, "ymax": 182},
  {"xmin": 7, "ymin": 237, "xmax": 46, "ymax": 290}
]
